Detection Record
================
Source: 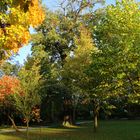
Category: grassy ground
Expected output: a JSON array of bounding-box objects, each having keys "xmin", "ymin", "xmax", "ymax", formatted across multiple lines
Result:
[{"xmin": 0, "ymin": 120, "xmax": 140, "ymax": 140}]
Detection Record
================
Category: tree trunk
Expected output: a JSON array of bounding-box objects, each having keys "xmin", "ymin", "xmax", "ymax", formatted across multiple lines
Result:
[
  {"xmin": 72, "ymin": 107, "xmax": 76, "ymax": 124},
  {"xmin": 63, "ymin": 115, "xmax": 70, "ymax": 126},
  {"xmin": 92, "ymin": 98, "xmax": 100, "ymax": 132},
  {"xmin": 8, "ymin": 115, "xmax": 20, "ymax": 132},
  {"xmin": 94, "ymin": 114, "xmax": 98, "ymax": 132},
  {"xmin": 26, "ymin": 119, "xmax": 29, "ymax": 139},
  {"xmin": 51, "ymin": 101, "xmax": 55, "ymax": 122}
]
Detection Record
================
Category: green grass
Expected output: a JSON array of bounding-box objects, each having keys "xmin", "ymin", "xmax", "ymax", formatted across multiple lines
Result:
[{"xmin": 0, "ymin": 120, "xmax": 140, "ymax": 140}]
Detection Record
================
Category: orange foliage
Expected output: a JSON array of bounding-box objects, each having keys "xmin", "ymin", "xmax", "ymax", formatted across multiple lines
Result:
[
  {"xmin": 0, "ymin": 76, "xmax": 20, "ymax": 101},
  {"xmin": 28, "ymin": 0, "xmax": 45, "ymax": 27}
]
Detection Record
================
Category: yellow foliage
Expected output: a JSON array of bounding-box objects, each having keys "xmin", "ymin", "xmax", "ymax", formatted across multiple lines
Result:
[
  {"xmin": 74, "ymin": 26, "xmax": 95, "ymax": 59},
  {"xmin": 63, "ymin": 25, "xmax": 96, "ymax": 84},
  {"xmin": 4, "ymin": 25, "xmax": 31, "ymax": 50},
  {"xmin": 0, "ymin": 0, "xmax": 45, "ymax": 61},
  {"xmin": 28, "ymin": 0, "xmax": 45, "ymax": 27},
  {"xmin": 0, "ymin": 29, "xmax": 4, "ymax": 36}
]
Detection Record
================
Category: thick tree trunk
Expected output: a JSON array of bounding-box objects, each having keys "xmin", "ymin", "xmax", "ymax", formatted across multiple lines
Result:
[
  {"xmin": 72, "ymin": 107, "xmax": 76, "ymax": 124},
  {"xmin": 51, "ymin": 101, "xmax": 55, "ymax": 122},
  {"xmin": 8, "ymin": 115, "xmax": 20, "ymax": 132},
  {"xmin": 94, "ymin": 114, "xmax": 98, "ymax": 132},
  {"xmin": 63, "ymin": 115, "xmax": 70, "ymax": 126}
]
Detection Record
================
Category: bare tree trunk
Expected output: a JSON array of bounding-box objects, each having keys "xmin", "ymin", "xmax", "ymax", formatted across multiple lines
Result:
[
  {"xmin": 92, "ymin": 99, "xmax": 100, "ymax": 132},
  {"xmin": 72, "ymin": 106, "xmax": 76, "ymax": 124},
  {"xmin": 8, "ymin": 115, "xmax": 20, "ymax": 132},
  {"xmin": 26, "ymin": 119, "xmax": 29, "ymax": 139},
  {"xmin": 94, "ymin": 114, "xmax": 98, "ymax": 132}
]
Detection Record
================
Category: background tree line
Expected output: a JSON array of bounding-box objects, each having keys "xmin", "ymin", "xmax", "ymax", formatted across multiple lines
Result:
[{"xmin": 0, "ymin": 0, "xmax": 140, "ymax": 133}]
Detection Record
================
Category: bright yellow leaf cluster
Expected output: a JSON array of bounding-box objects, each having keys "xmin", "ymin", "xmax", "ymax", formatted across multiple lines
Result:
[
  {"xmin": 28, "ymin": 0, "xmax": 45, "ymax": 27},
  {"xmin": 74, "ymin": 26, "xmax": 96, "ymax": 60},
  {"xmin": 0, "ymin": 0, "xmax": 45, "ymax": 60},
  {"xmin": 5, "ymin": 25, "xmax": 30, "ymax": 52}
]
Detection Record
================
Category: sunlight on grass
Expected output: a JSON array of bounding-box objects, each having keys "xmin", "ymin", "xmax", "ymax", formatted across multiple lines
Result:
[
  {"xmin": 0, "ymin": 121, "xmax": 140, "ymax": 140},
  {"xmin": 0, "ymin": 134, "xmax": 25, "ymax": 140}
]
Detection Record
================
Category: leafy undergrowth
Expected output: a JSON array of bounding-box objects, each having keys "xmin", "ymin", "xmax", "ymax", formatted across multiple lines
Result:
[{"xmin": 0, "ymin": 121, "xmax": 140, "ymax": 140}]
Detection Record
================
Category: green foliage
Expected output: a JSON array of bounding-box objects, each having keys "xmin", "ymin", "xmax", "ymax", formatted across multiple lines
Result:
[
  {"xmin": 31, "ymin": 0, "xmax": 105, "ymax": 125},
  {"xmin": 0, "ymin": 0, "xmax": 140, "ymax": 129},
  {"xmin": 13, "ymin": 57, "xmax": 41, "ymax": 123},
  {"xmin": 89, "ymin": 0, "xmax": 140, "ymax": 108},
  {"xmin": 0, "ymin": 62, "xmax": 20, "ymax": 76}
]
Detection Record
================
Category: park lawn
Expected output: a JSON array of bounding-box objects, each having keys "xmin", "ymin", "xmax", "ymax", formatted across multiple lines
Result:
[{"xmin": 0, "ymin": 120, "xmax": 140, "ymax": 140}]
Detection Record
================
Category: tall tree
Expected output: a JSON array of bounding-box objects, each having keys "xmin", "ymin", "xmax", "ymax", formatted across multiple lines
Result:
[
  {"xmin": 93, "ymin": 0, "xmax": 140, "ymax": 104},
  {"xmin": 86, "ymin": 0, "xmax": 140, "ymax": 130},
  {"xmin": 31, "ymin": 0, "xmax": 104, "ymax": 127},
  {"xmin": 13, "ymin": 57, "xmax": 42, "ymax": 136},
  {"xmin": 61, "ymin": 25, "xmax": 95, "ymax": 123}
]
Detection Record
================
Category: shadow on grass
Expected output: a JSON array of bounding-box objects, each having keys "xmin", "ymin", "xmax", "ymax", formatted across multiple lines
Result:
[
  {"xmin": 0, "ymin": 124, "xmax": 92, "ymax": 140},
  {"xmin": 1, "ymin": 121, "xmax": 140, "ymax": 140}
]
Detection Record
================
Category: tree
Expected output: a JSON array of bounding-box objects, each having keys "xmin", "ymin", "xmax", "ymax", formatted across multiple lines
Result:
[
  {"xmin": 31, "ymin": 9, "xmax": 77, "ymax": 125},
  {"xmin": 0, "ymin": 0, "xmax": 45, "ymax": 61},
  {"xmin": 31, "ymin": 0, "xmax": 104, "ymax": 127},
  {"xmin": 86, "ymin": 48, "xmax": 117, "ymax": 131},
  {"xmin": 0, "ymin": 75, "xmax": 20, "ymax": 131},
  {"xmin": 32, "ymin": 0, "xmax": 104, "ymax": 65},
  {"xmin": 13, "ymin": 57, "xmax": 42, "ymax": 136},
  {"xmin": 86, "ymin": 0, "xmax": 140, "ymax": 130},
  {"xmin": 62, "ymin": 26, "xmax": 95, "ymax": 124},
  {"xmin": 93, "ymin": 0, "xmax": 140, "ymax": 104}
]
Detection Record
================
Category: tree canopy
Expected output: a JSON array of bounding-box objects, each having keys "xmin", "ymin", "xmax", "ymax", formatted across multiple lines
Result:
[
  {"xmin": 0, "ymin": 0, "xmax": 45, "ymax": 61},
  {"xmin": 0, "ymin": 0, "xmax": 140, "ymax": 134}
]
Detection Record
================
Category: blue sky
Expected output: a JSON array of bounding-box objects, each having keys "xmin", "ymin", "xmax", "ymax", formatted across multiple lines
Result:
[{"xmin": 12, "ymin": 0, "xmax": 124, "ymax": 64}]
